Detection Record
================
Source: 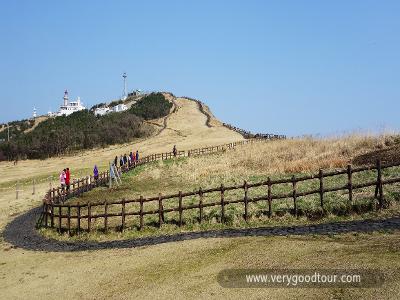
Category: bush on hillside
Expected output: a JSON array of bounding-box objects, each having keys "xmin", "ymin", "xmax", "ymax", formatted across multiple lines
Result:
[
  {"xmin": 0, "ymin": 110, "xmax": 152, "ymax": 160},
  {"xmin": 130, "ymin": 93, "xmax": 172, "ymax": 120}
]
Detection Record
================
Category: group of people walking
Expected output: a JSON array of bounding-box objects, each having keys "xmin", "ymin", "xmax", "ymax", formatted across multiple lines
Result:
[
  {"xmin": 114, "ymin": 150, "xmax": 139, "ymax": 171},
  {"xmin": 59, "ymin": 150, "xmax": 141, "ymax": 189},
  {"xmin": 58, "ymin": 145, "xmax": 180, "ymax": 190}
]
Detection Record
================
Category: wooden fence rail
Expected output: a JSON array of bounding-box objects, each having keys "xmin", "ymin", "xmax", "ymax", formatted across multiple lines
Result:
[
  {"xmin": 222, "ymin": 123, "xmax": 286, "ymax": 140},
  {"xmin": 40, "ymin": 159, "xmax": 400, "ymax": 235},
  {"xmin": 42, "ymin": 138, "xmax": 270, "ymax": 204}
]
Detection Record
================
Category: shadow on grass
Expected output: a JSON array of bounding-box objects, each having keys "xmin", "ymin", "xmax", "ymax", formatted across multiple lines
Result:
[{"xmin": 2, "ymin": 205, "xmax": 400, "ymax": 253}]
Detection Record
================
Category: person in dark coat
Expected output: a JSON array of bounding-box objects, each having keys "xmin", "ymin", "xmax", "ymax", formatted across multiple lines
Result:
[
  {"xmin": 136, "ymin": 150, "xmax": 139, "ymax": 161},
  {"xmin": 93, "ymin": 165, "xmax": 99, "ymax": 180}
]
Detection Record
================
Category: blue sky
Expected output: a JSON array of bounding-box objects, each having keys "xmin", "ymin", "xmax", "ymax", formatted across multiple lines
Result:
[{"xmin": 0, "ymin": 0, "xmax": 399, "ymax": 136}]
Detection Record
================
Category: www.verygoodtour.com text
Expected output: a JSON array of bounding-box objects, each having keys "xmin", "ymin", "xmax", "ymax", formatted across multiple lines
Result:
[{"xmin": 217, "ymin": 269, "xmax": 385, "ymax": 288}]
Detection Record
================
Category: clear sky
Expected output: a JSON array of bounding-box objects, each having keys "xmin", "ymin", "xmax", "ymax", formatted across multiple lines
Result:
[{"xmin": 0, "ymin": 0, "xmax": 399, "ymax": 136}]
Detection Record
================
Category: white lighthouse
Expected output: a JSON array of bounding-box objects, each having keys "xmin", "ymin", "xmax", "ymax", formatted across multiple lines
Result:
[
  {"xmin": 63, "ymin": 90, "xmax": 69, "ymax": 106},
  {"xmin": 48, "ymin": 90, "xmax": 86, "ymax": 117}
]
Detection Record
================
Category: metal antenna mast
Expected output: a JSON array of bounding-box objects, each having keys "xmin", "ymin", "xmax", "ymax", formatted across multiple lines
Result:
[{"xmin": 122, "ymin": 72, "xmax": 127, "ymax": 100}]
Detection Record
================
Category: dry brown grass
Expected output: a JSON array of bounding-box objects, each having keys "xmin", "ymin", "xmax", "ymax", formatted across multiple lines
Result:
[
  {"xmin": 138, "ymin": 134, "xmax": 398, "ymax": 190},
  {"xmin": 66, "ymin": 134, "xmax": 397, "ymax": 206}
]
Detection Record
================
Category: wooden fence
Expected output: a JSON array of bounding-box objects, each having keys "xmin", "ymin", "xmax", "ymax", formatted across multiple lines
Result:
[
  {"xmin": 39, "ymin": 159, "xmax": 400, "ymax": 235},
  {"xmin": 222, "ymin": 123, "xmax": 286, "ymax": 140},
  {"xmin": 42, "ymin": 138, "xmax": 269, "ymax": 204}
]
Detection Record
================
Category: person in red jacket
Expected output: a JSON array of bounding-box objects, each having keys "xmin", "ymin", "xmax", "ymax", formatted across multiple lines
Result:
[{"xmin": 65, "ymin": 168, "xmax": 71, "ymax": 192}]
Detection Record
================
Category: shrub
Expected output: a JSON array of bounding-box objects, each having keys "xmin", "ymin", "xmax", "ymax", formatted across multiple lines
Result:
[{"xmin": 130, "ymin": 93, "xmax": 172, "ymax": 120}]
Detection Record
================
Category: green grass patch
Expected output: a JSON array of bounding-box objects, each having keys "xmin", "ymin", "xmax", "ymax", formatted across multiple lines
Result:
[{"xmin": 40, "ymin": 155, "xmax": 400, "ymax": 242}]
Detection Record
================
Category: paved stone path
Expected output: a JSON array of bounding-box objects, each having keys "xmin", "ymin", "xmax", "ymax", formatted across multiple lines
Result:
[{"xmin": 2, "ymin": 206, "xmax": 400, "ymax": 252}]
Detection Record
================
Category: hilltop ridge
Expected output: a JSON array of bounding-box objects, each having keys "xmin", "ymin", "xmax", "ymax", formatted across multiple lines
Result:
[{"xmin": 0, "ymin": 94, "xmax": 244, "ymax": 183}]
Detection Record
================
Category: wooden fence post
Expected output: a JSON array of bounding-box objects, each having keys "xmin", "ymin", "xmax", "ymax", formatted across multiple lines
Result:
[
  {"xmin": 319, "ymin": 169, "xmax": 324, "ymax": 210},
  {"xmin": 88, "ymin": 203, "xmax": 92, "ymax": 232},
  {"xmin": 40, "ymin": 204, "xmax": 45, "ymax": 227},
  {"xmin": 220, "ymin": 184, "xmax": 225, "ymax": 223},
  {"xmin": 72, "ymin": 181, "xmax": 76, "ymax": 196},
  {"xmin": 158, "ymin": 193, "xmax": 163, "ymax": 228},
  {"xmin": 109, "ymin": 162, "xmax": 112, "ymax": 189},
  {"xmin": 49, "ymin": 176, "xmax": 53, "ymax": 191},
  {"xmin": 50, "ymin": 204, "xmax": 54, "ymax": 228},
  {"xmin": 77, "ymin": 202, "xmax": 81, "ymax": 234},
  {"xmin": 121, "ymin": 198, "xmax": 126, "ymax": 232},
  {"xmin": 58, "ymin": 205, "xmax": 62, "ymax": 233},
  {"xmin": 292, "ymin": 176, "xmax": 297, "ymax": 217},
  {"xmin": 32, "ymin": 179, "xmax": 36, "ymax": 195},
  {"xmin": 67, "ymin": 205, "xmax": 71, "ymax": 236},
  {"xmin": 104, "ymin": 201, "xmax": 108, "ymax": 233},
  {"xmin": 199, "ymin": 188, "xmax": 203, "ymax": 223},
  {"xmin": 178, "ymin": 191, "xmax": 183, "ymax": 226},
  {"xmin": 44, "ymin": 203, "xmax": 48, "ymax": 228},
  {"xmin": 56, "ymin": 187, "xmax": 61, "ymax": 203},
  {"xmin": 267, "ymin": 177, "xmax": 272, "ymax": 217},
  {"xmin": 139, "ymin": 196, "xmax": 144, "ymax": 230},
  {"xmin": 376, "ymin": 159, "xmax": 383, "ymax": 208},
  {"xmin": 347, "ymin": 164, "xmax": 353, "ymax": 206},
  {"xmin": 244, "ymin": 181, "xmax": 248, "ymax": 222}
]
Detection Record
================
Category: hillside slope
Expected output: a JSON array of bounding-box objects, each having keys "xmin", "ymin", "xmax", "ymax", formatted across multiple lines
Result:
[{"xmin": 0, "ymin": 95, "xmax": 243, "ymax": 184}]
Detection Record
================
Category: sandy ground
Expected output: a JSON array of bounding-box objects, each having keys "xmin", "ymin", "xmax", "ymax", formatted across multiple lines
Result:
[
  {"xmin": 1, "ymin": 96, "xmax": 399, "ymax": 299},
  {"xmin": 1, "ymin": 227, "xmax": 399, "ymax": 299}
]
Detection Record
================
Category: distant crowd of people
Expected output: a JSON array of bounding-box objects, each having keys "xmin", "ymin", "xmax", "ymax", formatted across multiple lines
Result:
[{"xmin": 114, "ymin": 150, "xmax": 140, "ymax": 171}]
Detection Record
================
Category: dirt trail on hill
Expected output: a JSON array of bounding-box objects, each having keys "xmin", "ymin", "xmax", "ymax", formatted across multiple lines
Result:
[{"xmin": 152, "ymin": 94, "xmax": 180, "ymax": 136}]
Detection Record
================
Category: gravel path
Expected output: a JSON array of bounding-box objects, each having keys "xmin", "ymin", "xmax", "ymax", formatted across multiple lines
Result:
[{"xmin": 3, "ymin": 206, "xmax": 400, "ymax": 252}]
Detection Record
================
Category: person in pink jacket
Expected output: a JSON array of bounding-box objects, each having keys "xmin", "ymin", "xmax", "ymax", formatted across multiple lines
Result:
[{"xmin": 60, "ymin": 169, "xmax": 66, "ymax": 191}]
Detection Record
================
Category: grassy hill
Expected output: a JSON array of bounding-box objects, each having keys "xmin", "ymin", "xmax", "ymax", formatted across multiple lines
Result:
[{"xmin": 0, "ymin": 93, "xmax": 172, "ymax": 160}]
